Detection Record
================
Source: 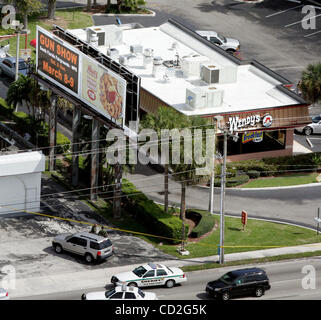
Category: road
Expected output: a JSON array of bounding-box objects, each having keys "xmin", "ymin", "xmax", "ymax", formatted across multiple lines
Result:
[
  {"xmin": 16, "ymin": 257, "xmax": 321, "ymax": 300},
  {"xmin": 125, "ymin": 162, "xmax": 321, "ymax": 230}
]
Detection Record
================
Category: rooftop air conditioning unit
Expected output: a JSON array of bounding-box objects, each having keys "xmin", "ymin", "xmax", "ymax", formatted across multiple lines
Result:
[
  {"xmin": 101, "ymin": 25, "xmax": 123, "ymax": 47},
  {"xmin": 181, "ymin": 55, "xmax": 210, "ymax": 78},
  {"xmin": 201, "ymin": 63, "xmax": 238, "ymax": 84},
  {"xmin": 86, "ymin": 27, "xmax": 105, "ymax": 46},
  {"xmin": 201, "ymin": 64, "xmax": 220, "ymax": 84},
  {"xmin": 107, "ymin": 48, "xmax": 119, "ymax": 60},
  {"xmin": 206, "ymin": 86, "xmax": 224, "ymax": 107},
  {"xmin": 186, "ymin": 87, "xmax": 208, "ymax": 110},
  {"xmin": 130, "ymin": 44, "xmax": 143, "ymax": 54}
]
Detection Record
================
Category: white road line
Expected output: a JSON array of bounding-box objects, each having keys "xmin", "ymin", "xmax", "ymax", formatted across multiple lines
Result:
[
  {"xmin": 266, "ymin": 4, "xmax": 304, "ymax": 18},
  {"xmin": 307, "ymin": 138, "xmax": 313, "ymax": 148},
  {"xmin": 304, "ymin": 29, "xmax": 321, "ymax": 37},
  {"xmin": 287, "ymin": 0, "xmax": 302, "ymax": 3},
  {"xmin": 285, "ymin": 13, "xmax": 321, "ymax": 27}
]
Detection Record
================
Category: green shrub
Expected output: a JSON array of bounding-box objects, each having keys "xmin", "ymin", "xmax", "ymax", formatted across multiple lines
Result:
[
  {"xmin": 214, "ymin": 174, "xmax": 249, "ymax": 187},
  {"xmin": 186, "ymin": 209, "xmax": 216, "ymax": 238},
  {"xmin": 56, "ymin": 132, "xmax": 70, "ymax": 154},
  {"xmin": 247, "ymin": 170, "xmax": 260, "ymax": 179},
  {"xmin": 122, "ymin": 180, "xmax": 188, "ymax": 244}
]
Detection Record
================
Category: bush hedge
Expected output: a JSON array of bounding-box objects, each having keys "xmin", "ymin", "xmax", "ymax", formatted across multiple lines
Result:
[
  {"xmin": 247, "ymin": 170, "xmax": 260, "ymax": 179},
  {"xmin": 214, "ymin": 174, "xmax": 250, "ymax": 187},
  {"xmin": 186, "ymin": 209, "xmax": 216, "ymax": 238},
  {"xmin": 122, "ymin": 179, "xmax": 188, "ymax": 244}
]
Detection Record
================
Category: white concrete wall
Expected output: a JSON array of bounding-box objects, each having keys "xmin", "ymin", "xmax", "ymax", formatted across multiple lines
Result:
[{"xmin": 0, "ymin": 152, "xmax": 45, "ymax": 216}]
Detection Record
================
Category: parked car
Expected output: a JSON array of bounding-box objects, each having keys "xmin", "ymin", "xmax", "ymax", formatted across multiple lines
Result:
[
  {"xmin": 196, "ymin": 30, "xmax": 240, "ymax": 54},
  {"xmin": 205, "ymin": 267, "xmax": 271, "ymax": 300},
  {"xmin": 295, "ymin": 115, "xmax": 321, "ymax": 135},
  {"xmin": 52, "ymin": 231, "xmax": 113, "ymax": 263},
  {"xmin": 81, "ymin": 283, "xmax": 157, "ymax": 300},
  {"xmin": 111, "ymin": 262, "xmax": 187, "ymax": 288},
  {"xmin": 0, "ymin": 57, "xmax": 28, "ymax": 79},
  {"xmin": 0, "ymin": 288, "xmax": 9, "ymax": 300},
  {"xmin": 0, "ymin": 43, "xmax": 9, "ymax": 58}
]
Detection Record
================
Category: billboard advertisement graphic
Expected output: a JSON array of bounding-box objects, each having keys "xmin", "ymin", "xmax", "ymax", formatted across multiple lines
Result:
[
  {"xmin": 36, "ymin": 26, "xmax": 127, "ymax": 128},
  {"xmin": 82, "ymin": 56, "xmax": 126, "ymax": 126},
  {"xmin": 37, "ymin": 28, "xmax": 79, "ymax": 94}
]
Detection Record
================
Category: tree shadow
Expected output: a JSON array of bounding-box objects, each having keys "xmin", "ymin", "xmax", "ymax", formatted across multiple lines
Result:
[{"xmin": 228, "ymin": 227, "xmax": 243, "ymax": 231}]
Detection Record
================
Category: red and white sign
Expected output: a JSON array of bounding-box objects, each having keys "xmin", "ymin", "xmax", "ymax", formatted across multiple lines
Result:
[{"xmin": 241, "ymin": 210, "xmax": 248, "ymax": 226}]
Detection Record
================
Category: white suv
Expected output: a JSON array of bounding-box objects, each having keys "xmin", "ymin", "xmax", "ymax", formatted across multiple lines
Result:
[{"xmin": 52, "ymin": 232, "xmax": 113, "ymax": 263}]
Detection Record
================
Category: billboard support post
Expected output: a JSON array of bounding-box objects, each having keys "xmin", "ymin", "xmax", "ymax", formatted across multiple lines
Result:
[
  {"xmin": 72, "ymin": 106, "xmax": 81, "ymax": 186},
  {"xmin": 90, "ymin": 118, "xmax": 100, "ymax": 201},
  {"xmin": 49, "ymin": 94, "xmax": 57, "ymax": 171},
  {"xmin": 113, "ymin": 163, "xmax": 122, "ymax": 219}
]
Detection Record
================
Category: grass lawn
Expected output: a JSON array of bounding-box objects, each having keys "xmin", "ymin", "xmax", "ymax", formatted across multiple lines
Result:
[
  {"xmin": 155, "ymin": 214, "xmax": 320, "ymax": 259},
  {"xmin": 240, "ymin": 172, "xmax": 319, "ymax": 188},
  {"xmin": 85, "ymin": 197, "xmax": 320, "ymax": 259},
  {"xmin": 0, "ymin": 8, "xmax": 93, "ymax": 60}
]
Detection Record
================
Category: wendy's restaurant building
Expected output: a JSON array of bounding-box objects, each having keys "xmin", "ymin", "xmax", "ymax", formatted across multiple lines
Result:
[{"xmin": 68, "ymin": 19, "xmax": 310, "ymax": 161}]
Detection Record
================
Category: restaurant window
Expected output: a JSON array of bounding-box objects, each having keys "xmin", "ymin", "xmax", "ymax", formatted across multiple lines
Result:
[{"xmin": 216, "ymin": 130, "xmax": 287, "ymax": 156}]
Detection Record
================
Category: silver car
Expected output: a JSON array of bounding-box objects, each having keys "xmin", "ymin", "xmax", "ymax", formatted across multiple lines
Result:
[
  {"xmin": 52, "ymin": 231, "xmax": 114, "ymax": 263},
  {"xmin": 295, "ymin": 115, "xmax": 321, "ymax": 135},
  {"xmin": 0, "ymin": 57, "xmax": 28, "ymax": 79},
  {"xmin": 196, "ymin": 30, "xmax": 240, "ymax": 54}
]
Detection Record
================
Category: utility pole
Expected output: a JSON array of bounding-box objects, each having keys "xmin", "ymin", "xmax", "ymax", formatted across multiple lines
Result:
[
  {"xmin": 219, "ymin": 129, "xmax": 227, "ymax": 264},
  {"xmin": 209, "ymin": 117, "xmax": 217, "ymax": 214},
  {"xmin": 218, "ymin": 126, "xmax": 239, "ymax": 264},
  {"xmin": 12, "ymin": 20, "xmax": 24, "ymax": 81}
]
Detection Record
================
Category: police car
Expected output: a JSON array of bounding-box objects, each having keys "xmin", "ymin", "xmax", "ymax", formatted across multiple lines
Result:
[
  {"xmin": 81, "ymin": 283, "xmax": 157, "ymax": 300},
  {"xmin": 111, "ymin": 262, "xmax": 187, "ymax": 288}
]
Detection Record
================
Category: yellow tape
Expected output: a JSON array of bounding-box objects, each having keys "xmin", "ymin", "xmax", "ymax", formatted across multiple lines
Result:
[{"xmin": 9, "ymin": 207, "xmax": 321, "ymax": 249}]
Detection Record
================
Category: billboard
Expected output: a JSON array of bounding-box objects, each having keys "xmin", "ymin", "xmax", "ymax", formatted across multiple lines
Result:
[
  {"xmin": 36, "ymin": 26, "xmax": 127, "ymax": 127},
  {"xmin": 81, "ymin": 55, "xmax": 126, "ymax": 127},
  {"xmin": 37, "ymin": 27, "xmax": 80, "ymax": 95}
]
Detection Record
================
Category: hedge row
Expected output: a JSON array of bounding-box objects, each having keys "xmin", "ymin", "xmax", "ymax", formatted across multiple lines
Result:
[
  {"xmin": 214, "ymin": 174, "xmax": 250, "ymax": 187},
  {"xmin": 122, "ymin": 179, "xmax": 188, "ymax": 244},
  {"xmin": 186, "ymin": 209, "xmax": 216, "ymax": 238}
]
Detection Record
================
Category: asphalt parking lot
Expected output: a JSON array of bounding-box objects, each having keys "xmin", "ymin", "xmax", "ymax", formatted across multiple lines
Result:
[{"xmin": 90, "ymin": 0, "xmax": 321, "ymax": 84}]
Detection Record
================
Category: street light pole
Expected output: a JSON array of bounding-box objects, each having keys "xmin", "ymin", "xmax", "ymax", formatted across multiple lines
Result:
[
  {"xmin": 209, "ymin": 118, "xmax": 217, "ymax": 214},
  {"xmin": 219, "ymin": 129, "xmax": 227, "ymax": 264},
  {"xmin": 15, "ymin": 28, "xmax": 20, "ymax": 81}
]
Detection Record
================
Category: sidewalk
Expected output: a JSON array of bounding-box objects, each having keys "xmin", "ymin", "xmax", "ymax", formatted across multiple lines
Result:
[{"xmin": 11, "ymin": 242, "xmax": 321, "ymax": 298}]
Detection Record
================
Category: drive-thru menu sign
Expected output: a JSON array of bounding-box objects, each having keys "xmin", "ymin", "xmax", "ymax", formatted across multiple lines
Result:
[{"xmin": 37, "ymin": 27, "xmax": 79, "ymax": 95}]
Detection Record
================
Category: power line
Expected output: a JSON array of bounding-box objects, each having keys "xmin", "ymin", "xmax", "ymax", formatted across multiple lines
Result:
[
  {"xmin": 1, "ymin": 165, "xmax": 320, "ymax": 213},
  {"xmin": 2, "ymin": 113, "xmax": 312, "ymax": 158}
]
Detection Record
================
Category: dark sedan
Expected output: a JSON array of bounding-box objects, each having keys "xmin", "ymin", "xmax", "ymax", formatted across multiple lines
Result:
[{"xmin": 206, "ymin": 268, "xmax": 271, "ymax": 300}]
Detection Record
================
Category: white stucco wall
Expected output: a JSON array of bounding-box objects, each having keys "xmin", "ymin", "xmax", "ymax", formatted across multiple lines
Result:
[{"xmin": 0, "ymin": 152, "xmax": 45, "ymax": 216}]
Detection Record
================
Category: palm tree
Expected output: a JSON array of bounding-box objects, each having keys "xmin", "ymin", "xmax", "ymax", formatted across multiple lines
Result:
[
  {"xmin": 140, "ymin": 107, "xmax": 211, "ymax": 249},
  {"xmin": 140, "ymin": 107, "xmax": 184, "ymax": 214},
  {"xmin": 6, "ymin": 75, "xmax": 31, "ymax": 113},
  {"xmin": 300, "ymin": 63, "xmax": 321, "ymax": 106},
  {"xmin": 169, "ymin": 117, "xmax": 211, "ymax": 251}
]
